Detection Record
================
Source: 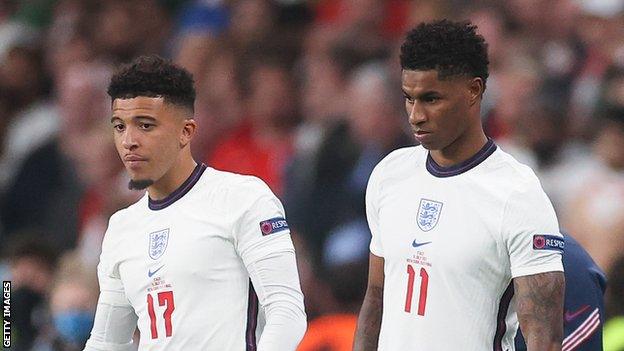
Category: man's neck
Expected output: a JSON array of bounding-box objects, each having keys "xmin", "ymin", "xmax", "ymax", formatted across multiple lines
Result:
[
  {"xmin": 148, "ymin": 155, "xmax": 197, "ymax": 200},
  {"xmin": 429, "ymin": 128, "xmax": 488, "ymax": 167}
]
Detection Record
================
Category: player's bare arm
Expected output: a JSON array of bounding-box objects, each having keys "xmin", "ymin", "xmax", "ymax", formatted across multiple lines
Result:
[
  {"xmin": 353, "ymin": 253, "xmax": 384, "ymax": 351},
  {"xmin": 514, "ymin": 271, "xmax": 565, "ymax": 351}
]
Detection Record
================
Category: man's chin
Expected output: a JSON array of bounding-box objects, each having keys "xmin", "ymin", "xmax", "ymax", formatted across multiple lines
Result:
[
  {"xmin": 128, "ymin": 179, "xmax": 154, "ymax": 190},
  {"xmin": 416, "ymin": 140, "xmax": 436, "ymax": 150}
]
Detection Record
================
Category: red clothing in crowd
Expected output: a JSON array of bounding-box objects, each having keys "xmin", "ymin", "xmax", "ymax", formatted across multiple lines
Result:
[
  {"xmin": 206, "ymin": 122, "xmax": 293, "ymax": 195},
  {"xmin": 314, "ymin": 0, "xmax": 410, "ymax": 39}
]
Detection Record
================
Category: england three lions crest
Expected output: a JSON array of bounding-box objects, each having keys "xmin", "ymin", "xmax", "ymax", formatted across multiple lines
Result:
[
  {"xmin": 417, "ymin": 199, "xmax": 443, "ymax": 232},
  {"xmin": 149, "ymin": 228, "xmax": 170, "ymax": 260}
]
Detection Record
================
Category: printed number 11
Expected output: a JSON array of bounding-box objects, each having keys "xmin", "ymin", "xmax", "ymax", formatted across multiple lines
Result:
[{"xmin": 404, "ymin": 265, "xmax": 429, "ymax": 315}]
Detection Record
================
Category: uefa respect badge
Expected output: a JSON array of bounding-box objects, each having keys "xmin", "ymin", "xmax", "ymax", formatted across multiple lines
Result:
[
  {"xmin": 533, "ymin": 235, "xmax": 564, "ymax": 252},
  {"xmin": 259, "ymin": 217, "xmax": 289, "ymax": 236}
]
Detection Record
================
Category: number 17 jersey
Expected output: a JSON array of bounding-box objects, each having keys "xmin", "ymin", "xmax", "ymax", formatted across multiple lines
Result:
[{"xmin": 366, "ymin": 141, "xmax": 564, "ymax": 351}]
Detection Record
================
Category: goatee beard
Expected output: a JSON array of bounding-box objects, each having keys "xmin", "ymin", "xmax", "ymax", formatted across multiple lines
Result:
[{"xmin": 128, "ymin": 179, "xmax": 154, "ymax": 190}]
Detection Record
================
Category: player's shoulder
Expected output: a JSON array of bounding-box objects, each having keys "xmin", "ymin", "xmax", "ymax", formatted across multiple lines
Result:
[
  {"xmin": 107, "ymin": 193, "xmax": 149, "ymax": 227},
  {"xmin": 487, "ymin": 145, "xmax": 544, "ymax": 192},
  {"xmin": 378, "ymin": 145, "xmax": 423, "ymax": 167},
  {"xmin": 371, "ymin": 145, "xmax": 422, "ymax": 178},
  {"xmin": 204, "ymin": 167, "xmax": 276, "ymax": 203},
  {"xmin": 206, "ymin": 167, "xmax": 272, "ymax": 193},
  {"xmin": 100, "ymin": 195, "xmax": 148, "ymax": 250}
]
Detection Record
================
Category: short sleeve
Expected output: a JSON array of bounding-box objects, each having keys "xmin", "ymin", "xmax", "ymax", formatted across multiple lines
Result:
[
  {"xmin": 366, "ymin": 163, "xmax": 384, "ymax": 257},
  {"xmin": 502, "ymin": 180, "xmax": 564, "ymax": 278},
  {"xmin": 230, "ymin": 178, "xmax": 295, "ymax": 265}
]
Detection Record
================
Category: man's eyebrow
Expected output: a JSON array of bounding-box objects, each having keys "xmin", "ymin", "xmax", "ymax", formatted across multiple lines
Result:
[
  {"xmin": 401, "ymin": 89, "xmax": 440, "ymax": 98},
  {"xmin": 416, "ymin": 90, "xmax": 441, "ymax": 98},
  {"xmin": 110, "ymin": 115, "xmax": 158, "ymax": 123},
  {"xmin": 134, "ymin": 115, "xmax": 157, "ymax": 122}
]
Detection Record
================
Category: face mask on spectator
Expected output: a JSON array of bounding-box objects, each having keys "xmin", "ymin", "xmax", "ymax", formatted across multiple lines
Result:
[{"xmin": 53, "ymin": 310, "xmax": 94, "ymax": 344}]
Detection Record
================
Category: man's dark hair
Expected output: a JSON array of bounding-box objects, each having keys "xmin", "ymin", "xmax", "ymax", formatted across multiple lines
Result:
[
  {"xmin": 400, "ymin": 19, "xmax": 489, "ymax": 85},
  {"xmin": 108, "ymin": 55, "xmax": 196, "ymax": 112}
]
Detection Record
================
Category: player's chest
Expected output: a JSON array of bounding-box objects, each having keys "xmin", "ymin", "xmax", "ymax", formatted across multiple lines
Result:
[
  {"xmin": 377, "ymin": 180, "xmax": 505, "ymax": 268},
  {"xmin": 116, "ymin": 212, "xmax": 240, "ymax": 294}
]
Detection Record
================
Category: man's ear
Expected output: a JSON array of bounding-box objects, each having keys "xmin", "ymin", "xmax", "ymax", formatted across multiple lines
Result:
[
  {"xmin": 180, "ymin": 118, "xmax": 197, "ymax": 147},
  {"xmin": 468, "ymin": 77, "xmax": 485, "ymax": 106}
]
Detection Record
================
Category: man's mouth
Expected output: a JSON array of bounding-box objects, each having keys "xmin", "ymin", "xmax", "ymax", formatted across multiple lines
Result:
[{"xmin": 124, "ymin": 154, "xmax": 147, "ymax": 162}]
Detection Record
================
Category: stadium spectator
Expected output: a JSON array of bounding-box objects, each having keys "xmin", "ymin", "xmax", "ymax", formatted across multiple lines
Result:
[
  {"xmin": 298, "ymin": 220, "xmax": 369, "ymax": 351},
  {"xmin": 32, "ymin": 251, "xmax": 98, "ymax": 351},
  {"xmin": 0, "ymin": 44, "xmax": 55, "ymax": 197},
  {"xmin": 2, "ymin": 61, "xmax": 119, "ymax": 255},
  {"xmin": 284, "ymin": 62, "xmax": 410, "ymax": 261},
  {"xmin": 562, "ymin": 107, "xmax": 624, "ymax": 272},
  {"xmin": 4, "ymin": 235, "xmax": 58, "ymax": 350},
  {"xmin": 282, "ymin": 53, "xmax": 347, "ymax": 250},
  {"xmin": 206, "ymin": 57, "xmax": 298, "ymax": 194},
  {"xmin": 191, "ymin": 50, "xmax": 243, "ymax": 159},
  {"xmin": 498, "ymin": 102, "xmax": 594, "ymax": 211},
  {"xmin": 87, "ymin": 0, "xmax": 172, "ymax": 63},
  {"xmin": 173, "ymin": 0, "xmax": 230, "ymax": 79}
]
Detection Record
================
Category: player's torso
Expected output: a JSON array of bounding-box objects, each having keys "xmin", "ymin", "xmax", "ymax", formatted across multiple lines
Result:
[
  {"xmin": 114, "ymin": 185, "xmax": 257, "ymax": 350},
  {"xmin": 375, "ymin": 148, "xmax": 518, "ymax": 350}
]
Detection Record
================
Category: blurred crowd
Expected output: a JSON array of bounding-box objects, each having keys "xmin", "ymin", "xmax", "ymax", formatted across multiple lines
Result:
[{"xmin": 1, "ymin": 0, "xmax": 624, "ymax": 350}]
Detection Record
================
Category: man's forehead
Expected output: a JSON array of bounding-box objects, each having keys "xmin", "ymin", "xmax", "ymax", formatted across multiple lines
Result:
[
  {"xmin": 401, "ymin": 69, "xmax": 465, "ymax": 90},
  {"xmin": 402, "ymin": 69, "xmax": 444, "ymax": 82},
  {"xmin": 112, "ymin": 96, "xmax": 166, "ymax": 112}
]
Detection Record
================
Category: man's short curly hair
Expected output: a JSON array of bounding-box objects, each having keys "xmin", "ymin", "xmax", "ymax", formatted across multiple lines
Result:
[
  {"xmin": 400, "ymin": 19, "xmax": 489, "ymax": 85},
  {"xmin": 108, "ymin": 55, "xmax": 196, "ymax": 112}
]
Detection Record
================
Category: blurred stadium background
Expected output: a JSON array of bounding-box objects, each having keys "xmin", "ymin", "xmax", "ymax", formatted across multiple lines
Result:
[{"xmin": 1, "ymin": 0, "xmax": 624, "ymax": 350}]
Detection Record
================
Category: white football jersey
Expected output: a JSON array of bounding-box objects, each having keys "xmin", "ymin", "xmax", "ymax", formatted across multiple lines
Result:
[
  {"xmin": 367, "ymin": 140, "xmax": 564, "ymax": 351},
  {"xmin": 95, "ymin": 164, "xmax": 302, "ymax": 350}
]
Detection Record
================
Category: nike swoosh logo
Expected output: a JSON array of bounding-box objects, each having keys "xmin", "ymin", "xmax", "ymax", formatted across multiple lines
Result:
[
  {"xmin": 148, "ymin": 265, "xmax": 165, "ymax": 278},
  {"xmin": 564, "ymin": 304, "xmax": 590, "ymax": 323},
  {"xmin": 412, "ymin": 240, "xmax": 432, "ymax": 248}
]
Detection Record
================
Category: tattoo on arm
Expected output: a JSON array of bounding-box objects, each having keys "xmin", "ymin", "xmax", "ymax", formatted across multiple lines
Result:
[
  {"xmin": 514, "ymin": 271, "xmax": 565, "ymax": 351},
  {"xmin": 353, "ymin": 286, "xmax": 383, "ymax": 351}
]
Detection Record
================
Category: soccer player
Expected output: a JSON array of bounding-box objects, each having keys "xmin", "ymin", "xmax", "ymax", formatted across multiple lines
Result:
[
  {"xmin": 353, "ymin": 20, "xmax": 565, "ymax": 350},
  {"xmin": 83, "ymin": 56, "xmax": 306, "ymax": 350}
]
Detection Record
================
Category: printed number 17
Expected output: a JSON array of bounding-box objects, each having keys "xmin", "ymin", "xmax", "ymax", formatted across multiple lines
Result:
[
  {"xmin": 404, "ymin": 265, "xmax": 429, "ymax": 315},
  {"xmin": 147, "ymin": 291, "xmax": 175, "ymax": 339}
]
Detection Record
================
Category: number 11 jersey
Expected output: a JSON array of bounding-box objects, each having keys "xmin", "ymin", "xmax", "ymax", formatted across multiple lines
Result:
[{"xmin": 366, "ymin": 140, "xmax": 564, "ymax": 351}]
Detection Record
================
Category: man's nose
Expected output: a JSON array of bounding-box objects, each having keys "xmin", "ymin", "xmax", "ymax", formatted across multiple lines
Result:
[
  {"xmin": 122, "ymin": 128, "xmax": 139, "ymax": 150},
  {"xmin": 408, "ymin": 102, "xmax": 427, "ymax": 126}
]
